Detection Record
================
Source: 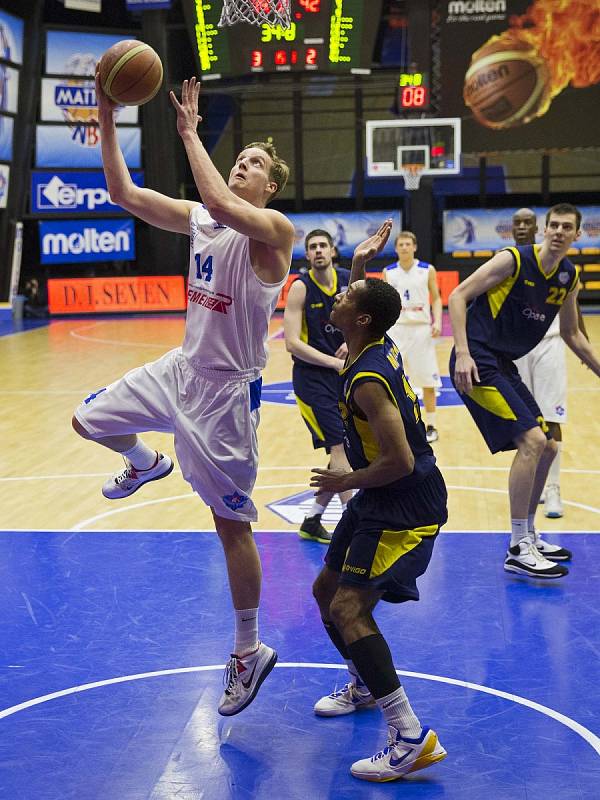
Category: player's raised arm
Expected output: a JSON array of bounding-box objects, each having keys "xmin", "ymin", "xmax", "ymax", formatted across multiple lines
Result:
[
  {"xmin": 349, "ymin": 219, "xmax": 393, "ymax": 285},
  {"xmin": 95, "ymin": 72, "xmax": 195, "ymax": 234},
  {"xmin": 170, "ymin": 78, "xmax": 294, "ymax": 267}
]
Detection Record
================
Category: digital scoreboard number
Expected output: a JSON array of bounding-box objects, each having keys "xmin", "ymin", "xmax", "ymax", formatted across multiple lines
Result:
[
  {"xmin": 396, "ymin": 72, "xmax": 430, "ymax": 111},
  {"xmin": 183, "ymin": 0, "xmax": 383, "ymax": 78}
]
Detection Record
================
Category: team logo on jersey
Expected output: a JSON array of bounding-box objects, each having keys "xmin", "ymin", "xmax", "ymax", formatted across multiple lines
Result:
[
  {"xmin": 187, "ymin": 286, "xmax": 233, "ymax": 314},
  {"xmin": 522, "ymin": 307, "xmax": 546, "ymax": 322},
  {"xmin": 222, "ymin": 491, "xmax": 249, "ymax": 511},
  {"xmin": 558, "ymin": 271, "xmax": 570, "ymax": 285}
]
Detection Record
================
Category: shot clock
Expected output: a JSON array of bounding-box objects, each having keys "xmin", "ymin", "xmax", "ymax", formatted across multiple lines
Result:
[
  {"xmin": 396, "ymin": 72, "xmax": 430, "ymax": 111},
  {"xmin": 182, "ymin": 0, "xmax": 383, "ymax": 78}
]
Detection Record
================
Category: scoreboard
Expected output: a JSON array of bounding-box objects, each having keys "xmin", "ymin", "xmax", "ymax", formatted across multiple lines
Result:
[
  {"xmin": 182, "ymin": 0, "xmax": 383, "ymax": 78},
  {"xmin": 396, "ymin": 72, "xmax": 430, "ymax": 111}
]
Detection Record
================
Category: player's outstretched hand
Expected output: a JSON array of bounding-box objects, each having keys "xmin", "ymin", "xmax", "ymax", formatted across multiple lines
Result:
[
  {"xmin": 170, "ymin": 77, "xmax": 203, "ymax": 139},
  {"xmin": 453, "ymin": 351, "xmax": 480, "ymax": 394},
  {"xmin": 352, "ymin": 219, "xmax": 393, "ymax": 267},
  {"xmin": 310, "ymin": 467, "xmax": 351, "ymax": 494}
]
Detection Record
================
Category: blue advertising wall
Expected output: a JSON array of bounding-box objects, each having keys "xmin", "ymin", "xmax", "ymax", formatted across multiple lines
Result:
[
  {"xmin": 39, "ymin": 219, "xmax": 136, "ymax": 264},
  {"xmin": 45, "ymin": 31, "xmax": 137, "ymax": 75},
  {"xmin": 36, "ymin": 126, "xmax": 142, "ymax": 169},
  {"xmin": 443, "ymin": 207, "xmax": 600, "ymax": 252},
  {"xmin": 0, "ymin": 114, "xmax": 14, "ymax": 161},
  {"xmin": 288, "ymin": 210, "xmax": 402, "ymax": 260},
  {"xmin": 32, "ymin": 171, "xmax": 144, "ymax": 214}
]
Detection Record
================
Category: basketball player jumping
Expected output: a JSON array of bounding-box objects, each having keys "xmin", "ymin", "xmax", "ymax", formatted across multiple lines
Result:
[
  {"xmin": 449, "ymin": 203, "xmax": 600, "ymax": 578},
  {"xmin": 72, "ymin": 75, "xmax": 294, "ymax": 715}
]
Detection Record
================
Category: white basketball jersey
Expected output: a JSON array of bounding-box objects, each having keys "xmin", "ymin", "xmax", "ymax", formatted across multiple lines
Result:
[
  {"xmin": 545, "ymin": 314, "xmax": 560, "ymax": 338},
  {"xmin": 182, "ymin": 205, "xmax": 288, "ymax": 370},
  {"xmin": 385, "ymin": 259, "xmax": 432, "ymax": 325}
]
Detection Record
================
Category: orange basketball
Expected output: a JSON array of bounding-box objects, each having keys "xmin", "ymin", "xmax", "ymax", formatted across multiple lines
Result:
[
  {"xmin": 99, "ymin": 40, "xmax": 163, "ymax": 106},
  {"xmin": 463, "ymin": 38, "xmax": 552, "ymax": 130}
]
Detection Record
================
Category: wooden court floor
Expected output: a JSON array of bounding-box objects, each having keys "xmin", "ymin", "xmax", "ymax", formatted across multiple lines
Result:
[{"xmin": 1, "ymin": 312, "xmax": 599, "ymax": 535}]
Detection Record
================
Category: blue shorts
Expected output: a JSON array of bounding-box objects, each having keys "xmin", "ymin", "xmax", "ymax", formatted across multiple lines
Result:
[
  {"xmin": 292, "ymin": 363, "xmax": 344, "ymax": 451},
  {"xmin": 449, "ymin": 342, "xmax": 550, "ymax": 453},
  {"xmin": 325, "ymin": 467, "xmax": 447, "ymax": 603}
]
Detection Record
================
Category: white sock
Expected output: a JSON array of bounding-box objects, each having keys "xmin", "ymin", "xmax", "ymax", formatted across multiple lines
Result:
[
  {"xmin": 234, "ymin": 608, "xmax": 259, "ymax": 657},
  {"xmin": 426, "ymin": 411, "xmax": 437, "ymax": 428},
  {"xmin": 376, "ymin": 686, "xmax": 422, "ymax": 739},
  {"xmin": 528, "ymin": 514, "xmax": 541, "ymax": 545},
  {"xmin": 346, "ymin": 659, "xmax": 370, "ymax": 693},
  {"xmin": 547, "ymin": 442, "xmax": 562, "ymax": 487},
  {"xmin": 307, "ymin": 501, "xmax": 327, "ymax": 518},
  {"xmin": 510, "ymin": 518, "xmax": 529, "ymax": 548},
  {"xmin": 121, "ymin": 440, "xmax": 157, "ymax": 470}
]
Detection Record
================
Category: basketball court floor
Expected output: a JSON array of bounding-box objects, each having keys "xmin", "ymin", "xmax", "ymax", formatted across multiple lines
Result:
[{"xmin": 1, "ymin": 313, "xmax": 599, "ymax": 799}]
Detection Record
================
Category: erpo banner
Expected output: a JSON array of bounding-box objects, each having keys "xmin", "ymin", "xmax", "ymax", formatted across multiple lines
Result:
[
  {"xmin": 0, "ymin": 9, "xmax": 24, "ymax": 65},
  {"xmin": 443, "ymin": 207, "xmax": 600, "ymax": 252},
  {"xmin": 46, "ymin": 30, "xmax": 137, "ymax": 76},
  {"xmin": 31, "ymin": 171, "xmax": 144, "ymax": 214},
  {"xmin": 41, "ymin": 78, "xmax": 138, "ymax": 124},
  {"xmin": 39, "ymin": 219, "xmax": 136, "ymax": 264},
  {"xmin": 36, "ymin": 125, "xmax": 141, "ymax": 168},
  {"xmin": 288, "ymin": 210, "xmax": 402, "ymax": 261}
]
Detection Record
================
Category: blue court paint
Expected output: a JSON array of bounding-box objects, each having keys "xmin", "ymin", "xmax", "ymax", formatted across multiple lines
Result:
[
  {"xmin": 0, "ymin": 531, "xmax": 598, "ymax": 799},
  {"xmin": 0, "ymin": 318, "xmax": 51, "ymax": 337}
]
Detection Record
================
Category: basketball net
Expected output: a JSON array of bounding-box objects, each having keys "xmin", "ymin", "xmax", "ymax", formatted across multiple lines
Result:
[
  {"xmin": 219, "ymin": 0, "xmax": 291, "ymax": 29},
  {"xmin": 401, "ymin": 164, "xmax": 425, "ymax": 192}
]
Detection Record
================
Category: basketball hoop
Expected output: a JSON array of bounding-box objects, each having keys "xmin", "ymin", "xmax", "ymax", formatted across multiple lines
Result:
[
  {"xmin": 400, "ymin": 164, "xmax": 425, "ymax": 191},
  {"xmin": 219, "ymin": 0, "xmax": 292, "ymax": 29}
]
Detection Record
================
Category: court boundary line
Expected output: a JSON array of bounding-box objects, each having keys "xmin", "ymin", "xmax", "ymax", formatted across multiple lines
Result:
[{"xmin": 0, "ymin": 663, "xmax": 598, "ymax": 757}]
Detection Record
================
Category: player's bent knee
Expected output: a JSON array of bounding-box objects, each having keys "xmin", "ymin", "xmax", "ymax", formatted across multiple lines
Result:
[
  {"xmin": 516, "ymin": 426, "xmax": 547, "ymax": 457},
  {"xmin": 72, "ymin": 415, "xmax": 94, "ymax": 439}
]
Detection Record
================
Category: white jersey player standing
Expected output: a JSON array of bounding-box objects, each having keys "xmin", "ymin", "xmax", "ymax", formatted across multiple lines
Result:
[
  {"xmin": 72, "ymin": 75, "xmax": 294, "ymax": 716},
  {"xmin": 513, "ymin": 208, "xmax": 588, "ymax": 518},
  {"xmin": 383, "ymin": 231, "xmax": 443, "ymax": 443}
]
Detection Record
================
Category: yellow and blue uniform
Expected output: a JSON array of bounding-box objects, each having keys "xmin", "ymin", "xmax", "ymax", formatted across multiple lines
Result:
[
  {"xmin": 326, "ymin": 336, "xmax": 448, "ymax": 603},
  {"xmin": 292, "ymin": 267, "xmax": 350, "ymax": 451},
  {"xmin": 449, "ymin": 245, "xmax": 579, "ymax": 452}
]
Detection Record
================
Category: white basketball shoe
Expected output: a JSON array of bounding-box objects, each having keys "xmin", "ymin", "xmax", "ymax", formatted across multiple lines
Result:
[
  {"xmin": 350, "ymin": 725, "xmax": 447, "ymax": 782},
  {"xmin": 504, "ymin": 537, "xmax": 568, "ymax": 578},
  {"xmin": 314, "ymin": 682, "xmax": 377, "ymax": 716},
  {"xmin": 218, "ymin": 642, "xmax": 277, "ymax": 716},
  {"xmin": 102, "ymin": 453, "xmax": 174, "ymax": 499}
]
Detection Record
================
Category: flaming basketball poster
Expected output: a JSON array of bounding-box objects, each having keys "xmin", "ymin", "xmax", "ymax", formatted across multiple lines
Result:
[{"xmin": 440, "ymin": 0, "xmax": 600, "ymax": 150}]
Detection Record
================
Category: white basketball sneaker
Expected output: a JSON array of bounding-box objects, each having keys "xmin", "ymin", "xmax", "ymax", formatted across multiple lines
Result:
[
  {"xmin": 218, "ymin": 642, "xmax": 277, "ymax": 716},
  {"xmin": 314, "ymin": 682, "xmax": 377, "ymax": 716},
  {"xmin": 350, "ymin": 725, "xmax": 447, "ymax": 782},
  {"xmin": 102, "ymin": 453, "xmax": 174, "ymax": 499},
  {"xmin": 504, "ymin": 537, "xmax": 568, "ymax": 578},
  {"xmin": 534, "ymin": 535, "xmax": 572, "ymax": 562}
]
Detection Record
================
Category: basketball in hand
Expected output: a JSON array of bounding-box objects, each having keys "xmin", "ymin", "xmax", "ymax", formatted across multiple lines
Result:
[
  {"xmin": 463, "ymin": 37, "xmax": 552, "ymax": 129},
  {"xmin": 99, "ymin": 40, "xmax": 163, "ymax": 106}
]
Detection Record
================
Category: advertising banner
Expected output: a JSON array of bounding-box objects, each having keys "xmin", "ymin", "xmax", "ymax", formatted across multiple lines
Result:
[
  {"xmin": 0, "ymin": 163, "xmax": 9, "ymax": 208},
  {"xmin": 31, "ymin": 170, "xmax": 144, "ymax": 214},
  {"xmin": 46, "ymin": 30, "xmax": 137, "ymax": 76},
  {"xmin": 0, "ymin": 113, "xmax": 14, "ymax": 161},
  {"xmin": 39, "ymin": 219, "xmax": 136, "ymax": 264},
  {"xmin": 439, "ymin": 1, "xmax": 600, "ymax": 150},
  {"xmin": 288, "ymin": 210, "xmax": 402, "ymax": 261},
  {"xmin": 443, "ymin": 206, "xmax": 600, "ymax": 252},
  {"xmin": 1, "ymin": 66, "xmax": 19, "ymax": 114},
  {"xmin": 126, "ymin": 0, "xmax": 172, "ymax": 8},
  {"xmin": 36, "ymin": 125, "xmax": 141, "ymax": 168},
  {"xmin": 0, "ymin": 10, "xmax": 24, "ymax": 65},
  {"xmin": 48, "ymin": 275, "xmax": 186, "ymax": 314},
  {"xmin": 41, "ymin": 78, "xmax": 138, "ymax": 124}
]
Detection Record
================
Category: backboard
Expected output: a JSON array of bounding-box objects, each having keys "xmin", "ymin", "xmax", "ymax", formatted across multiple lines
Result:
[{"xmin": 366, "ymin": 118, "xmax": 461, "ymax": 178}]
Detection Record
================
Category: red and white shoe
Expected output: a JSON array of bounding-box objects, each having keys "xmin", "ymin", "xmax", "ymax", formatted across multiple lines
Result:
[
  {"xmin": 218, "ymin": 642, "xmax": 278, "ymax": 716},
  {"xmin": 102, "ymin": 453, "xmax": 174, "ymax": 499}
]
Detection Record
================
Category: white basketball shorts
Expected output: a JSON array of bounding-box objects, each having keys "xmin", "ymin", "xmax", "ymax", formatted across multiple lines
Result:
[
  {"xmin": 74, "ymin": 348, "xmax": 262, "ymax": 522},
  {"xmin": 388, "ymin": 323, "xmax": 442, "ymax": 388},
  {"xmin": 514, "ymin": 335, "xmax": 567, "ymax": 424}
]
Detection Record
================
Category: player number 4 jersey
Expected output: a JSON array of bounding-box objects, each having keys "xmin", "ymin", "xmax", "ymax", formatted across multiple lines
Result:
[
  {"xmin": 384, "ymin": 259, "xmax": 433, "ymax": 325},
  {"xmin": 182, "ymin": 205, "xmax": 288, "ymax": 371}
]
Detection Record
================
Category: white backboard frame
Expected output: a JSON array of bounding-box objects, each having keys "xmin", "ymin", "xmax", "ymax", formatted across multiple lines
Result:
[{"xmin": 366, "ymin": 117, "xmax": 461, "ymax": 178}]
